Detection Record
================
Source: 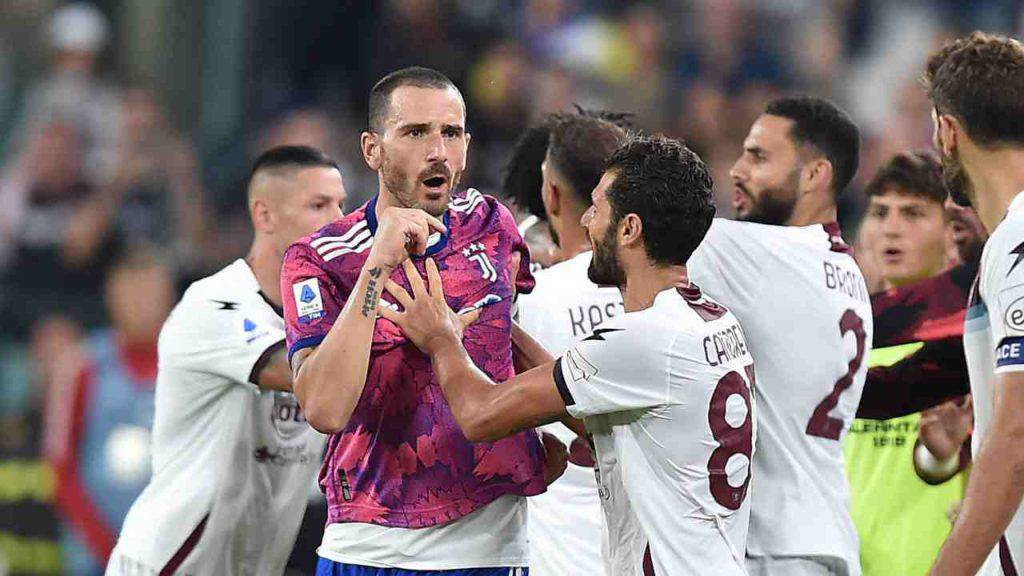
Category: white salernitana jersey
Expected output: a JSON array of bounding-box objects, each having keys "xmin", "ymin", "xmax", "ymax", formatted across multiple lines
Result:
[
  {"xmin": 517, "ymin": 251, "xmax": 622, "ymax": 576},
  {"xmin": 555, "ymin": 286, "xmax": 756, "ymax": 576},
  {"xmin": 107, "ymin": 259, "xmax": 325, "ymax": 576},
  {"xmin": 689, "ymin": 219, "xmax": 873, "ymax": 574},
  {"xmin": 964, "ymin": 192, "xmax": 1024, "ymax": 576}
]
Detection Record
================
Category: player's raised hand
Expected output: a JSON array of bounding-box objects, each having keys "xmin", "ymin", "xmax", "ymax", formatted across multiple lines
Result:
[
  {"xmin": 366, "ymin": 207, "xmax": 446, "ymax": 270},
  {"xmin": 380, "ymin": 258, "xmax": 481, "ymax": 356}
]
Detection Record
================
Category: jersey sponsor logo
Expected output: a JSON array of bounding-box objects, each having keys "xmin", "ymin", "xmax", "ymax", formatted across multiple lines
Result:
[
  {"xmin": 1009, "ymin": 241, "xmax": 1024, "ymax": 277},
  {"xmin": 270, "ymin": 391, "xmax": 309, "ymax": 440},
  {"xmin": 996, "ymin": 336, "xmax": 1024, "ymax": 367},
  {"xmin": 463, "ymin": 242, "xmax": 498, "ymax": 282},
  {"xmin": 1005, "ymin": 295, "xmax": 1024, "ymax": 332},
  {"xmin": 458, "ymin": 293, "xmax": 502, "ymax": 314},
  {"xmin": 582, "ymin": 327, "xmax": 623, "ymax": 342},
  {"xmin": 563, "ymin": 347, "xmax": 598, "ymax": 384},
  {"xmin": 211, "ymin": 299, "xmax": 239, "ymax": 310},
  {"xmin": 292, "ymin": 278, "xmax": 324, "ymax": 324}
]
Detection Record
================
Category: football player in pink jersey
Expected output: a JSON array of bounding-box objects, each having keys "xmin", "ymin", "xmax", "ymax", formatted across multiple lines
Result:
[{"xmin": 281, "ymin": 66, "xmax": 566, "ymax": 576}]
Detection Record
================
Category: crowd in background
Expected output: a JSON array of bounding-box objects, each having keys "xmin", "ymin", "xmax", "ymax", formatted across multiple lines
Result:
[{"xmin": 0, "ymin": 1, "xmax": 1021, "ymax": 574}]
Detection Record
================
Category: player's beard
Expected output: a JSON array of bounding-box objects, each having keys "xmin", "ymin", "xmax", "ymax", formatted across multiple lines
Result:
[
  {"xmin": 941, "ymin": 147, "xmax": 974, "ymax": 208},
  {"xmin": 380, "ymin": 150, "xmax": 456, "ymax": 217},
  {"xmin": 588, "ymin": 224, "xmax": 625, "ymax": 287},
  {"xmin": 736, "ymin": 168, "xmax": 800, "ymax": 226}
]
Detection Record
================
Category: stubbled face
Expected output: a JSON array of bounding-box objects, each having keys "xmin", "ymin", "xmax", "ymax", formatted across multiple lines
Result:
[
  {"xmin": 372, "ymin": 85, "xmax": 469, "ymax": 217},
  {"xmin": 866, "ymin": 189, "xmax": 948, "ymax": 287},
  {"xmin": 729, "ymin": 114, "xmax": 802, "ymax": 225},
  {"xmin": 582, "ymin": 170, "xmax": 625, "ymax": 287},
  {"xmin": 270, "ymin": 167, "xmax": 346, "ymax": 254},
  {"xmin": 944, "ymin": 195, "xmax": 987, "ymax": 266}
]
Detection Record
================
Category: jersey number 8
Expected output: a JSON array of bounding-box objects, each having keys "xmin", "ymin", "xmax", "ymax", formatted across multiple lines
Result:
[{"xmin": 707, "ymin": 364, "xmax": 755, "ymax": 510}]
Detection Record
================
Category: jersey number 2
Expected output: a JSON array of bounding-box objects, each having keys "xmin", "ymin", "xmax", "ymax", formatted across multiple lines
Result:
[
  {"xmin": 707, "ymin": 364, "xmax": 755, "ymax": 510},
  {"xmin": 806, "ymin": 309, "xmax": 867, "ymax": 440}
]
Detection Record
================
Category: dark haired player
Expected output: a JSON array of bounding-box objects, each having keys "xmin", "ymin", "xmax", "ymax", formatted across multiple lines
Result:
[
  {"xmin": 382, "ymin": 135, "xmax": 757, "ymax": 576},
  {"xmin": 688, "ymin": 96, "xmax": 873, "ymax": 576},
  {"xmin": 281, "ymin": 67, "xmax": 566, "ymax": 576},
  {"xmin": 925, "ymin": 32, "xmax": 1024, "ymax": 576},
  {"xmin": 512, "ymin": 112, "xmax": 626, "ymax": 576},
  {"xmin": 107, "ymin": 146, "xmax": 345, "ymax": 574}
]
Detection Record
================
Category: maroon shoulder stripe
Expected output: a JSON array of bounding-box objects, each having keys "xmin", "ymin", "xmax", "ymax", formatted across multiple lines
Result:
[{"xmin": 160, "ymin": 514, "xmax": 209, "ymax": 576}]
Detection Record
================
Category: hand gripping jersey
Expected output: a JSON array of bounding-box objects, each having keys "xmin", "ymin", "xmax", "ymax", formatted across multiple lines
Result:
[
  {"xmin": 107, "ymin": 259, "xmax": 324, "ymax": 576},
  {"xmin": 516, "ymin": 251, "xmax": 623, "ymax": 576},
  {"xmin": 688, "ymin": 219, "xmax": 874, "ymax": 575},
  {"xmin": 554, "ymin": 286, "xmax": 755, "ymax": 576},
  {"xmin": 281, "ymin": 190, "xmax": 546, "ymax": 538},
  {"xmin": 964, "ymin": 191, "xmax": 1024, "ymax": 576}
]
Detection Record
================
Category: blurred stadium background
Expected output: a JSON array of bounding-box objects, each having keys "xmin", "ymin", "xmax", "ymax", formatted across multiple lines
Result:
[{"xmin": 0, "ymin": 1, "xmax": 1021, "ymax": 574}]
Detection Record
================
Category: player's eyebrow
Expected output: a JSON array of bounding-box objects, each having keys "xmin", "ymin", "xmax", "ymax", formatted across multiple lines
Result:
[
  {"xmin": 396, "ymin": 122, "xmax": 431, "ymax": 134},
  {"xmin": 745, "ymin": 144, "xmax": 765, "ymax": 156}
]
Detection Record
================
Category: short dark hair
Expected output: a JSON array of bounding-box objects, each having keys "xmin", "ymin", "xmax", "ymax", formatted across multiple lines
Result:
[
  {"xmin": 502, "ymin": 106, "xmax": 633, "ymax": 218},
  {"xmin": 604, "ymin": 135, "xmax": 715, "ymax": 266},
  {"xmin": 250, "ymin": 145, "xmax": 339, "ymax": 178},
  {"xmin": 865, "ymin": 151, "xmax": 946, "ymax": 203},
  {"xmin": 368, "ymin": 66, "xmax": 460, "ymax": 133},
  {"xmin": 925, "ymin": 32, "xmax": 1024, "ymax": 147},
  {"xmin": 547, "ymin": 115, "xmax": 627, "ymax": 206},
  {"xmin": 764, "ymin": 96, "xmax": 860, "ymax": 195}
]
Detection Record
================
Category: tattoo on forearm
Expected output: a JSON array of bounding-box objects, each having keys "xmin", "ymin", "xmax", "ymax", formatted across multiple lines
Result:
[{"xmin": 361, "ymin": 267, "xmax": 383, "ymax": 318}]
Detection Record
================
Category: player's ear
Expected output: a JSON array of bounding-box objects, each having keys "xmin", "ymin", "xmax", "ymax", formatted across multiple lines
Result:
[
  {"xmin": 362, "ymin": 131, "xmax": 382, "ymax": 171},
  {"xmin": 619, "ymin": 213, "xmax": 643, "ymax": 247},
  {"xmin": 251, "ymin": 198, "xmax": 273, "ymax": 234},
  {"xmin": 937, "ymin": 114, "xmax": 960, "ymax": 156},
  {"xmin": 804, "ymin": 158, "xmax": 833, "ymax": 195},
  {"xmin": 544, "ymin": 182, "xmax": 560, "ymax": 219}
]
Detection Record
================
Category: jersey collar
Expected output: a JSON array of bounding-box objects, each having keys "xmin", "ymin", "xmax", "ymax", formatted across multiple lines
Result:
[{"xmin": 365, "ymin": 194, "xmax": 451, "ymax": 258}]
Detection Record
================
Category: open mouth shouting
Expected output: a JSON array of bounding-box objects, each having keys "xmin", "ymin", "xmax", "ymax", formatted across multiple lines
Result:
[{"xmin": 420, "ymin": 168, "xmax": 452, "ymax": 201}]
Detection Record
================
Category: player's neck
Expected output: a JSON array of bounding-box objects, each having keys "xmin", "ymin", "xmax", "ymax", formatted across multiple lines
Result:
[
  {"xmin": 966, "ymin": 149, "xmax": 1024, "ymax": 232},
  {"xmin": 786, "ymin": 195, "xmax": 837, "ymax": 227},
  {"xmin": 246, "ymin": 241, "xmax": 283, "ymax": 308},
  {"xmin": 621, "ymin": 263, "xmax": 689, "ymax": 313},
  {"xmin": 555, "ymin": 221, "xmax": 591, "ymax": 261}
]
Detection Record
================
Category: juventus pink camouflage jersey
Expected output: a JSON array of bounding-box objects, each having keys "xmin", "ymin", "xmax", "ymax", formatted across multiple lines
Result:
[{"xmin": 281, "ymin": 189, "xmax": 546, "ymax": 529}]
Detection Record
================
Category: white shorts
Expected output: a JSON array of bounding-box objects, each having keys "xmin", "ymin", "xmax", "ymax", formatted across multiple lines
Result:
[{"xmin": 746, "ymin": 555, "xmax": 850, "ymax": 576}]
